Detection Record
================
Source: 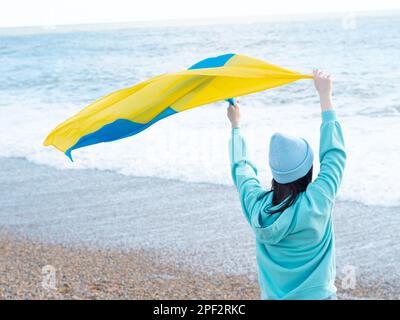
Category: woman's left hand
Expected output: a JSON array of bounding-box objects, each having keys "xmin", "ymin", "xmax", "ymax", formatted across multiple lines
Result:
[{"xmin": 227, "ymin": 102, "xmax": 241, "ymax": 129}]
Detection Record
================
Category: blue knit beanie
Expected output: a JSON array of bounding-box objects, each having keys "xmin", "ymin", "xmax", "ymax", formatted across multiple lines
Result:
[{"xmin": 269, "ymin": 133, "xmax": 314, "ymax": 184}]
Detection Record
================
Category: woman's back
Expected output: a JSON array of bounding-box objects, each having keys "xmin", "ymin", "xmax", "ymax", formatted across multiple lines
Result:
[{"xmin": 255, "ymin": 189, "xmax": 337, "ymax": 299}]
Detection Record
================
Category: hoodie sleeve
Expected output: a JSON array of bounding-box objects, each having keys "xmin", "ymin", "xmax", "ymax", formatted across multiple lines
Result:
[
  {"xmin": 229, "ymin": 128, "xmax": 265, "ymax": 225},
  {"xmin": 308, "ymin": 110, "xmax": 347, "ymax": 205}
]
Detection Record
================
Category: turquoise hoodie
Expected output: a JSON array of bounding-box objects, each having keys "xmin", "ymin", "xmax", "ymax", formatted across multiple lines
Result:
[{"xmin": 229, "ymin": 110, "xmax": 346, "ymax": 300}]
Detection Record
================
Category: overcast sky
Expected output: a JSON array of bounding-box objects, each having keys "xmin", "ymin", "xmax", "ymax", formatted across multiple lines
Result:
[{"xmin": 1, "ymin": 0, "xmax": 400, "ymax": 28}]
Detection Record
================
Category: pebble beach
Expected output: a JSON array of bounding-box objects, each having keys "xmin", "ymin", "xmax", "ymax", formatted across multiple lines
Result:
[
  {"xmin": 0, "ymin": 234, "xmax": 392, "ymax": 300},
  {"xmin": 1, "ymin": 157, "xmax": 399, "ymax": 299}
]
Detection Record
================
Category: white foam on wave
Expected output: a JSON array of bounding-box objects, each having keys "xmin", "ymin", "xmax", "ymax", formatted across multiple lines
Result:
[{"xmin": 0, "ymin": 100, "xmax": 399, "ymax": 207}]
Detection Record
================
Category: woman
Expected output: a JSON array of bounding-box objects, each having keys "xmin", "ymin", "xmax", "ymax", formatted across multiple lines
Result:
[{"xmin": 227, "ymin": 70, "xmax": 346, "ymax": 300}]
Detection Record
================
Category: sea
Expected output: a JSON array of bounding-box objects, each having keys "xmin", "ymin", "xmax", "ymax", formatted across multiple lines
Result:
[{"xmin": 1, "ymin": 13, "xmax": 399, "ymax": 207}]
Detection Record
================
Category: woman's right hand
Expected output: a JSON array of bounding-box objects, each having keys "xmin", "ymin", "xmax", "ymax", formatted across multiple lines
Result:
[{"xmin": 313, "ymin": 69, "xmax": 334, "ymax": 111}]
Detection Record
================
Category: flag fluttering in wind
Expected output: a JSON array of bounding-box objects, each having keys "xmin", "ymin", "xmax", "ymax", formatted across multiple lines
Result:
[{"xmin": 44, "ymin": 53, "xmax": 312, "ymax": 160}]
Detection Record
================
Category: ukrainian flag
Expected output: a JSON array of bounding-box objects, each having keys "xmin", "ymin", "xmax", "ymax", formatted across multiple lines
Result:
[{"xmin": 44, "ymin": 54, "xmax": 312, "ymax": 160}]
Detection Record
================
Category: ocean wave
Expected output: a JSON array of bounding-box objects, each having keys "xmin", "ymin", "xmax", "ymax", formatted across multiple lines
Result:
[{"xmin": 1, "ymin": 17, "xmax": 399, "ymax": 207}]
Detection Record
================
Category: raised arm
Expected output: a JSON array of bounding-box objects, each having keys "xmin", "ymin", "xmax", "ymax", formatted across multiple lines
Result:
[
  {"xmin": 309, "ymin": 70, "xmax": 347, "ymax": 203},
  {"xmin": 227, "ymin": 103, "xmax": 265, "ymax": 224}
]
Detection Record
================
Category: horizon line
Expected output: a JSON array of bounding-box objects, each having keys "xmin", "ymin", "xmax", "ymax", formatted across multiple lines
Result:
[{"xmin": 0, "ymin": 8, "xmax": 399, "ymax": 33}]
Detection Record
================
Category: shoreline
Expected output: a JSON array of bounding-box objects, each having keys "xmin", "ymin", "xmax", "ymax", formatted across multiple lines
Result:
[
  {"xmin": 1, "ymin": 156, "xmax": 399, "ymax": 299},
  {"xmin": 0, "ymin": 233, "xmax": 393, "ymax": 300},
  {"xmin": 0, "ymin": 233, "xmax": 259, "ymax": 300}
]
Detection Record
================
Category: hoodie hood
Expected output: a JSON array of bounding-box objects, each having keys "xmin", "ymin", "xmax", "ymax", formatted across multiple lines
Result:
[{"xmin": 251, "ymin": 192, "xmax": 298, "ymax": 245}]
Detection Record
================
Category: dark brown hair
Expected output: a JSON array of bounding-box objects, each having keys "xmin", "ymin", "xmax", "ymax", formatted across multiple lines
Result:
[{"xmin": 258, "ymin": 166, "xmax": 313, "ymax": 215}]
